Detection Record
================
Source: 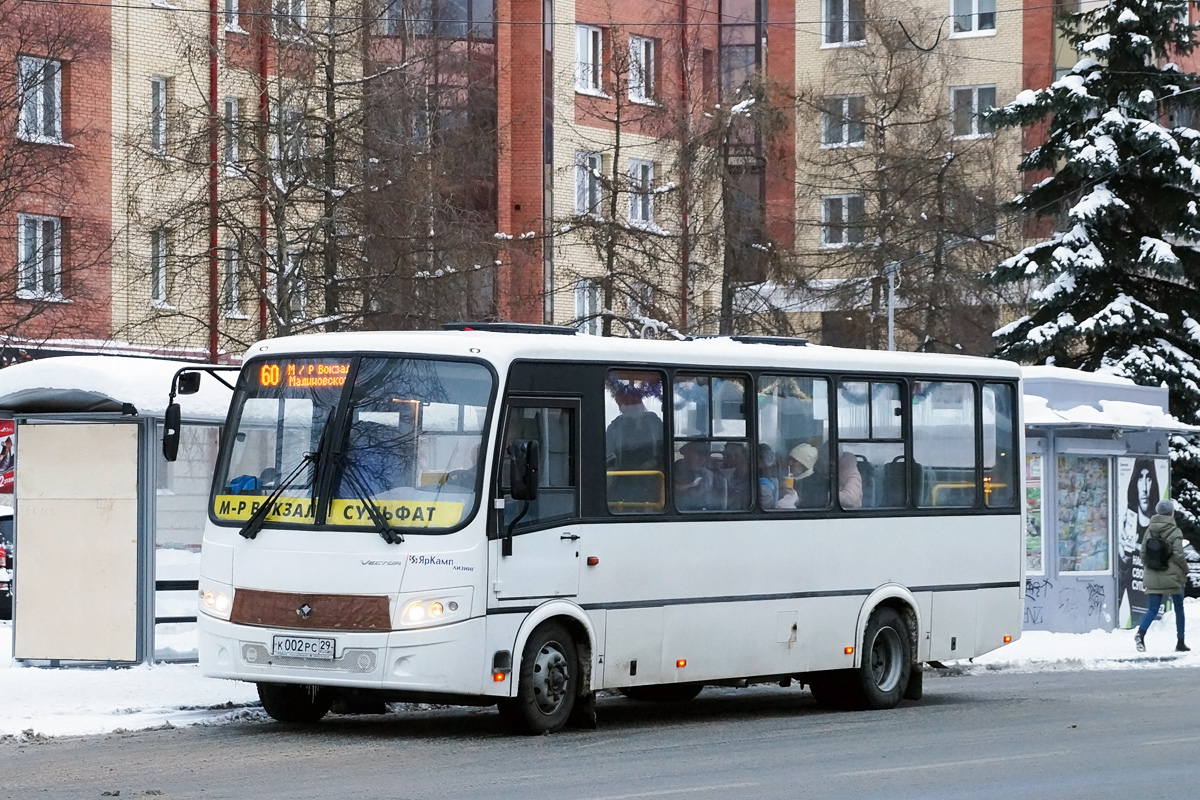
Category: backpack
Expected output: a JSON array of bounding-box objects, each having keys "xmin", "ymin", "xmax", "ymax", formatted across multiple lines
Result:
[{"xmin": 1144, "ymin": 535, "xmax": 1172, "ymax": 571}]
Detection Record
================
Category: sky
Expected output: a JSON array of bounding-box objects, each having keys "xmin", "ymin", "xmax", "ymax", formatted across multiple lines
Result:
[{"xmin": 4, "ymin": 602, "xmax": 1200, "ymax": 741}]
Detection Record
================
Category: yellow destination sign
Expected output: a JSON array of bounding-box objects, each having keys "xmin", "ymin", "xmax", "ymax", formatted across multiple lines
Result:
[{"xmin": 212, "ymin": 495, "xmax": 465, "ymax": 528}]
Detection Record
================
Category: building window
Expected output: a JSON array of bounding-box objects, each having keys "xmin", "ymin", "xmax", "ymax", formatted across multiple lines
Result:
[
  {"xmin": 629, "ymin": 35, "xmax": 655, "ymax": 103},
  {"xmin": 629, "ymin": 159, "xmax": 654, "ymax": 225},
  {"xmin": 384, "ymin": 0, "xmax": 405, "ymax": 35},
  {"xmin": 576, "ymin": 25, "xmax": 603, "ymax": 93},
  {"xmin": 952, "ymin": 85, "xmax": 996, "ymax": 138},
  {"xmin": 575, "ymin": 151, "xmax": 603, "ymax": 216},
  {"xmin": 952, "ymin": 0, "xmax": 996, "ymax": 34},
  {"xmin": 151, "ymin": 77, "xmax": 168, "ymax": 155},
  {"xmin": 17, "ymin": 56, "xmax": 62, "ymax": 143},
  {"xmin": 224, "ymin": 0, "xmax": 240, "ymax": 28},
  {"xmin": 17, "ymin": 213, "xmax": 62, "ymax": 298},
  {"xmin": 574, "ymin": 279, "xmax": 601, "ymax": 334},
  {"xmin": 823, "ymin": 0, "xmax": 865, "ymax": 45},
  {"xmin": 275, "ymin": 106, "xmax": 309, "ymax": 177},
  {"xmin": 223, "ymin": 243, "xmax": 244, "ymax": 317},
  {"xmin": 151, "ymin": 228, "xmax": 169, "ymax": 305},
  {"xmin": 274, "ymin": 0, "xmax": 307, "ymax": 38},
  {"xmin": 822, "ymin": 95, "xmax": 865, "ymax": 147},
  {"xmin": 821, "ymin": 194, "xmax": 865, "ymax": 247},
  {"xmin": 224, "ymin": 97, "xmax": 240, "ymax": 169}
]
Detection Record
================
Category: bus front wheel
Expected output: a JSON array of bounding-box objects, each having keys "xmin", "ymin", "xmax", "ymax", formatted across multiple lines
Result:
[
  {"xmin": 257, "ymin": 682, "xmax": 334, "ymax": 723},
  {"xmin": 498, "ymin": 621, "xmax": 578, "ymax": 735}
]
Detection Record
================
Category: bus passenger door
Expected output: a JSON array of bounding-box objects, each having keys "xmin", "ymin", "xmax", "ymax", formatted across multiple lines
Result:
[{"xmin": 491, "ymin": 400, "xmax": 581, "ymax": 600}]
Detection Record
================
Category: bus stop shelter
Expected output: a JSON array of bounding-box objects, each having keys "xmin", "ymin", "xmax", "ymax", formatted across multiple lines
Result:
[
  {"xmin": 0, "ymin": 356, "xmax": 232, "ymax": 664},
  {"xmin": 1021, "ymin": 366, "xmax": 1200, "ymax": 634}
]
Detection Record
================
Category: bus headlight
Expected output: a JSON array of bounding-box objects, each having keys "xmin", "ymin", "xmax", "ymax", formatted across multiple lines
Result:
[
  {"xmin": 198, "ymin": 579, "xmax": 235, "ymax": 621},
  {"xmin": 398, "ymin": 588, "xmax": 471, "ymax": 628}
]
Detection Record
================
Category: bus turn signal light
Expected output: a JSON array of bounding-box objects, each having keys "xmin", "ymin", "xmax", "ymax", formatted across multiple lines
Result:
[
  {"xmin": 493, "ymin": 672, "xmax": 507, "ymax": 682},
  {"xmin": 1004, "ymin": 635, "xmax": 1012, "ymax": 643},
  {"xmin": 587, "ymin": 556, "xmax": 599, "ymax": 566},
  {"xmin": 676, "ymin": 659, "xmax": 687, "ymax": 668},
  {"xmin": 844, "ymin": 646, "xmax": 854, "ymax": 655}
]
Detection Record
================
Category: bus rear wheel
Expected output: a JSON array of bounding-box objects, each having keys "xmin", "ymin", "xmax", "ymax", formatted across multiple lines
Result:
[
  {"xmin": 808, "ymin": 608, "xmax": 911, "ymax": 711},
  {"xmin": 848, "ymin": 607, "xmax": 911, "ymax": 710},
  {"xmin": 257, "ymin": 682, "xmax": 334, "ymax": 723},
  {"xmin": 498, "ymin": 621, "xmax": 578, "ymax": 735}
]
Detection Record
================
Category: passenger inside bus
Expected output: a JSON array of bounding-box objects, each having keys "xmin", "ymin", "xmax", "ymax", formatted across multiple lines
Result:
[
  {"xmin": 606, "ymin": 382, "xmax": 666, "ymax": 511},
  {"xmin": 720, "ymin": 442, "xmax": 753, "ymax": 510},
  {"xmin": 674, "ymin": 440, "xmax": 717, "ymax": 510},
  {"xmin": 757, "ymin": 444, "xmax": 781, "ymax": 508},
  {"xmin": 839, "ymin": 451, "xmax": 864, "ymax": 509},
  {"xmin": 776, "ymin": 443, "xmax": 830, "ymax": 509},
  {"xmin": 606, "ymin": 387, "xmax": 664, "ymax": 471}
]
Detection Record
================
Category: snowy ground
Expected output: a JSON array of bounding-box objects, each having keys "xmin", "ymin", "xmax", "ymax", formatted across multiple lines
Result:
[{"xmin": 4, "ymin": 603, "xmax": 1200, "ymax": 741}]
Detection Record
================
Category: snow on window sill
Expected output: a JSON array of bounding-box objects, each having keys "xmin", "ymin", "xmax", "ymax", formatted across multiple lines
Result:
[
  {"xmin": 225, "ymin": 23, "xmax": 248, "ymax": 35},
  {"xmin": 820, "ymin": 40, "xmax": 866, "ymax": 50},
  {"xmin": 17, "ymin": 289, "xmax": 68, "ymax": 303},
  {"xmin": 575, "ymin": 87, "xmax": 611, "ymax": 99},
  {"xmin": 17, "ymin": 133, "xmax": 71, "ymax": 148},
  {"xmin": 949, "ymin": 28, "xmax": 997, "ymax": 40},
  {"xmin": 152, "ymin": 300, "xmax": 176, "ymax": 310},
  {"xmin": 951, "ymin": 132, "xmax": 995, "ymax": 141},
  {"xmin": 628, "ymin": 95, "xmax": 660, "ymax": 107},
  {"xmin": 819, "ymin": 141, "xmax": 866, "ymax": 150},
  {"xmin": 225, "ymin": 310, "xmax": 250, "ymax": 320}
]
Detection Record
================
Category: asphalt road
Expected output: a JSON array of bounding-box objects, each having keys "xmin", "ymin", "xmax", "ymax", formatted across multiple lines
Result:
[{"xmin": 4, "ymin": 668, "xmax": 1198, "ymax": 800}]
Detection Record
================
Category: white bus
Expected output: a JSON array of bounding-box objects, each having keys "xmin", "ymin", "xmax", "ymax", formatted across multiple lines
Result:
[{"xmin": 178, "ymin": 323, "xmax": 1023, "ymax": 734}]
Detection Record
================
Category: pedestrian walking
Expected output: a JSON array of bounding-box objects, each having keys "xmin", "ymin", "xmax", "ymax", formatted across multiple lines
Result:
[{"xmin": 1134, "ymin": 499, "xmax": 1190, "ymax": 653}]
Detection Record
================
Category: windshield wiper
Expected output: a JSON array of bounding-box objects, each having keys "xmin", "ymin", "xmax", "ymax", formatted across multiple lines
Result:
[
  {"xmin": 238, "ymin": 452, "xmax": 318, "ymax": 540},
  {"xmin": 335, "ymin": 462, "xmax": 405, "ymax": 545}
]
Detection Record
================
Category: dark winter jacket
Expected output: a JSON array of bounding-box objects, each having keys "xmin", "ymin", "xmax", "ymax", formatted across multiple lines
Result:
[{"xmin": 1141, "ymin": 514, "xmax": 1189, "ymax": 594}]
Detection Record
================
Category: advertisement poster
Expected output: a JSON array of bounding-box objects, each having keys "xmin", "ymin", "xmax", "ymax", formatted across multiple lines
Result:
[
  {"xmin": 0, "ymin": 419, "xmax": 12, "ymax": 493},
  {"xmin": 1026, "ymin": 455, "xmax": 1043, "ymax": 574},
  {"xmin": 1056, "ymin": 455, "xmax": 1109, "ymax": 573},
  {"xmin": 1116, "ymin": 457, "xmax": 1169, "ymax": 627}
]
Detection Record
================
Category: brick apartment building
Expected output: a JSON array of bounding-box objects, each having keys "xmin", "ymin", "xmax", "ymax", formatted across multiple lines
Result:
[{"xmin": 0, "ymin": 1, "xmax": 1130, "ymax": 363}]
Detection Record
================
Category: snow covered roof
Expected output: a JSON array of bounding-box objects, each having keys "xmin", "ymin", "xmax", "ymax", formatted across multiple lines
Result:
[
  {"xmin": 0, "ymin": 356, "xmax": 233, "ymax": 421},
  {"xmin": 1021, "ymin": 365, "xmax": 1199, "ymax": 433}
]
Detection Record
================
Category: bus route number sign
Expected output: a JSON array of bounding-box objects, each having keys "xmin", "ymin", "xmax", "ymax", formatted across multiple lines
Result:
[{"xmin": 257, "ymin": 361, "xmax": 349, "ymax": 390}]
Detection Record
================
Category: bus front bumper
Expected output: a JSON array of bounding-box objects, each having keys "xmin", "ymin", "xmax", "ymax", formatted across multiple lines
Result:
[{"xmin": 199, "ymin": 615, "xmax": 497, "ymax": 697}]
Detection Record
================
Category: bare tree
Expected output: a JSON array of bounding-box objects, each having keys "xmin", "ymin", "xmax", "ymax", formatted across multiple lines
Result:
[
  {"xmin": 550, "ymin": 3, "xmax": 791, "ymax": 338},
  {"xmin": 787, "ymin": 7, "xmax": 1022, "ymax": 353},
  {"xmin": 116, "ymin": 0, "xmax": 503, "ymax": 353}
]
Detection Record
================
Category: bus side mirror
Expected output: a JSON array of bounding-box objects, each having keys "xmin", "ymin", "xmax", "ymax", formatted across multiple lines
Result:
[
  {"xmin": 177, "ymin": 372, "xmax": 202, "ymax": 395},
  {"xmin": 163, "ymin": 402, "xmax": 182, "ymax": 462},
  {"xmin": 509, "ymin": 439, "xmax": 539, "ymax": 501}
]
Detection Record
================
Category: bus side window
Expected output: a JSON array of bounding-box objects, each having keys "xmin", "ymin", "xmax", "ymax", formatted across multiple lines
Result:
[
  {"xmin": 605, "ymin": 370, "xmax": 666, "ymax": 514},
  {"xmin": 837, "ymin": 380, "xmax": 905, "ymax": 509}
]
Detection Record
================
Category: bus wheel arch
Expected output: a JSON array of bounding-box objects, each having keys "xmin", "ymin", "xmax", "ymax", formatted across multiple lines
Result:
[
  {"xmin": 851, "ymin": 589, "xmax": 921, "ymax": 708},
  {"xmin": 502, "ymin": 606, "xmax": 595, "ymax": 734}
]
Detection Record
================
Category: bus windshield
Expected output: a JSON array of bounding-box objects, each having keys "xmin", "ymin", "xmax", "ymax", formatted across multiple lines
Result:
[{"xmin": 212, "ymin": 356, "xmax": 492, "ymax": 533}]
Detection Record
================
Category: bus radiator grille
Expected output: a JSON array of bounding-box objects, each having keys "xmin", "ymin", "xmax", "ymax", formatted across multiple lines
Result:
[{"xmin": 241, "ymin": 643, "xmax": 378, "ymax": 673}]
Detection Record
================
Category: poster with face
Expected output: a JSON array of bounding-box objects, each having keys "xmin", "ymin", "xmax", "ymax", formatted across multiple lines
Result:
[
  {"xmin": 1116, "ymin": 457, "xmax": 1169, "ymax": 627},
  {"xmin": 0, "ymin": 419, "xmax": 13, "ymax": 493}
]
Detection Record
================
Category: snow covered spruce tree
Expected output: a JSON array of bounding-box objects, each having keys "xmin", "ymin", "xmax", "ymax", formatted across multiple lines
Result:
[{"xmin": 989, "ymin": 0, "xmax": 1200, "ymax": 534}]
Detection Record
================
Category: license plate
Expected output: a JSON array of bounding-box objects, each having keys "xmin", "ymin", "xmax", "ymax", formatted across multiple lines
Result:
[{"xmin": 272, "ymin": 635, "xmax": 336, "ymax": 660}]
